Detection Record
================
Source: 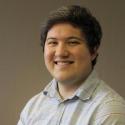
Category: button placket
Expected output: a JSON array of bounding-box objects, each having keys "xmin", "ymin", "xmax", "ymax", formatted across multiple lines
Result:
[{"xmin": 52, "ymin": 102, "xmax": 66, "ymax": 125}]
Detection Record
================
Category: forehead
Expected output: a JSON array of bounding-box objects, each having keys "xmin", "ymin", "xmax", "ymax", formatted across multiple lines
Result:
[{"xmin": 46, "ymin": 23, "xmax": 84, "ymax": 39}]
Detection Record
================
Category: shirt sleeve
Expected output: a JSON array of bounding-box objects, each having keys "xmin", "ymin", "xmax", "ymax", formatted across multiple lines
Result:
[
  {"xmin": 92, "ymin": 98, "xmax": 125, "ymax": 125},
  {"xmin": 94, "ymin": 114, "xmax": 125, "ymax": 125},
  {"xmin": 17, "ymin": 93, "xmax": 41, "ymax": 125},
  {"xmin": 17, "ymin": 104, "xmax": 29, "ymax": 125},
  {"xmin": 17, "ymin": 116, "xmax": 25, "ymax": 125}
]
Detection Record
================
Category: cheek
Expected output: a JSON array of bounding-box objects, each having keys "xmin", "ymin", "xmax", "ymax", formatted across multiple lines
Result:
[
  {"xmin": 75, "ymin": 49, "xmax": 92, "ymax": 64},
  {"xmin": 44, "ymin": 52, "xmax": 52, "ymax": 71},
  {"xmin": 44, "ymin": 48, "xmax": 54, "ymax": 64}
]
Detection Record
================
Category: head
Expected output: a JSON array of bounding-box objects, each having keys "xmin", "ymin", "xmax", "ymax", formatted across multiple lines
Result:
[{"xmin": 40, "ymin": 5, "xmax": 102, "ymax": 68}]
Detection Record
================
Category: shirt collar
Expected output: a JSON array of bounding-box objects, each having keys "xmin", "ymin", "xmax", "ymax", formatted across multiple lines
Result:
[
  {"xmin": 43, "ymin": 79, "xmax": 61, "ymax": 100},
  {"xmin": 43, "ymin": 70, "xmax": 100, "ymax": 101},
  {"xmin": 75, "ymin": 70, "xmax": 100, "ymax": 101}
]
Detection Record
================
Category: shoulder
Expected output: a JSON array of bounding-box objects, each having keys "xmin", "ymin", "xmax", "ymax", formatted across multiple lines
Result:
[
  {"xmin": 91, "ymin": 80, "xmax": 125, "ymax": 125},
  {"xmin": 20, "ymin": 91, "xmax": 44, "ymax": 121},
  {"xmin": 18, "ymin": 81, "xmax": 53, "ymax": 124},
  {"xmin": 93, "ymin": 80, "xmax": 125, "ymax": 103}
]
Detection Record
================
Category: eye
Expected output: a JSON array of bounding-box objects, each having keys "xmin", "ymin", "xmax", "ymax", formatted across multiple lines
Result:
[
  {"xmin": 46, "ymin": 40, "xmax": 58, "ymax": 46},
  {"xmin": 68, "ymin": 39, "xmax": 80, "ymax": 46}
]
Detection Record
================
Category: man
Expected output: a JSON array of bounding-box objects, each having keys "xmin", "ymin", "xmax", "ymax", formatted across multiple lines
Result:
[{"xmin": 17, "ymin": 5, "xmax": 125, "ymax": 125}]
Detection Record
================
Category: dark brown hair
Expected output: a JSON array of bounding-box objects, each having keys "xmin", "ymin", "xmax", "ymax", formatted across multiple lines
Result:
[{"xmin": 40, "ymin": 5, "xmax": 102, "ymax": 67}]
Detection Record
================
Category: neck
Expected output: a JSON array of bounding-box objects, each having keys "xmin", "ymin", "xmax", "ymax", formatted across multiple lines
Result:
[
  {"xmin": 57, "ymin": 83, "xmax": 80, "ymax": 100},
  {"xmin": 57, "ymin": 70, "xmax": 93, "ymax": 100}
]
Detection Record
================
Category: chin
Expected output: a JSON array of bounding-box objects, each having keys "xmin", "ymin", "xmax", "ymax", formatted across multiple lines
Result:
[
  {"xmin": 55, "ymin": 76, "xmax": 77, "ymax": 85},
  {"xmin": 55, "ymin": 78, "xmax": 68, "ymax": 83}
]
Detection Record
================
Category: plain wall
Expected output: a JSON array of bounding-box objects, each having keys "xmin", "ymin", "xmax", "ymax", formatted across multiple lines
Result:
[{"xmin": 0, "ymin": 0, "xmax": 125, "ymax": 125}]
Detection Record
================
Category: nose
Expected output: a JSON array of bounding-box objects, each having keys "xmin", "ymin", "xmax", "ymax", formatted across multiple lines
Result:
[{"xmin": 55, "ymin": 43, "xmax": 69, "ymax": 57}]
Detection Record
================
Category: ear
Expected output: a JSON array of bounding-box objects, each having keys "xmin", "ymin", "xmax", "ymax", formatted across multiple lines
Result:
[{"xmin": 91, "ymin": 47, "xmax": 99, "ymax": 61}]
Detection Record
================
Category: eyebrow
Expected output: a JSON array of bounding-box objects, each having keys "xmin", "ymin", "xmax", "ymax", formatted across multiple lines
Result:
[
  {"xmin": 66, "ymin": 36, "xmax": 84, "ymax": 41},
  {"xmin": 46, "ymin": 36, "xmax": 84, "ymax": 41},
  {"xmin": 46, "ymin": 37, "xmax": 57, "ymax": 41}
]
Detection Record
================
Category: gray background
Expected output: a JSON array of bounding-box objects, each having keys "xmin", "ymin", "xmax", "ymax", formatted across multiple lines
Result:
[{"xmin": 0, "ymin": 0, "xmax": 125, "ymax": 125}]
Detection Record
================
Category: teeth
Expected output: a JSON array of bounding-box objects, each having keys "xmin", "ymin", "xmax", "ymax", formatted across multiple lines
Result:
[{"xmin": 57, "ymin": 62, "xmax": 69, "ymax": 64}]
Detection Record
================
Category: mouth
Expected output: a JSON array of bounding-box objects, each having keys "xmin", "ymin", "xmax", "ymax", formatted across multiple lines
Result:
[{"xmin": 54, "ymin": 60, "xmax": 74, "ymax": 66}]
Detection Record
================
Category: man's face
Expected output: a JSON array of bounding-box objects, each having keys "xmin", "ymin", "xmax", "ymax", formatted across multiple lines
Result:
[{"xmin": 44, "ymin": 23, "xmax": 97, "ymax": 85}]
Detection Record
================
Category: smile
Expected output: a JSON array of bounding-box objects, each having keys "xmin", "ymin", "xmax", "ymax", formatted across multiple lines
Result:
[{"xmin": 54, "ymin": 61, "xmax": 74, "ymax": 66}]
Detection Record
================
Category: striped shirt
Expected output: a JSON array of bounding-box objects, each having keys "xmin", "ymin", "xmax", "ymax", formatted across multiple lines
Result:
[{"xmin": 17, "ymin": 70, "xmax": 125, "ymax": 125}]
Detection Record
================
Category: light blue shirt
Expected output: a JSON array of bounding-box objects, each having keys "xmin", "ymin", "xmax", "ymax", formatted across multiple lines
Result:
[{"xmin": 17, "ymin": 70, "xmax": 125, "ymax": 125}]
